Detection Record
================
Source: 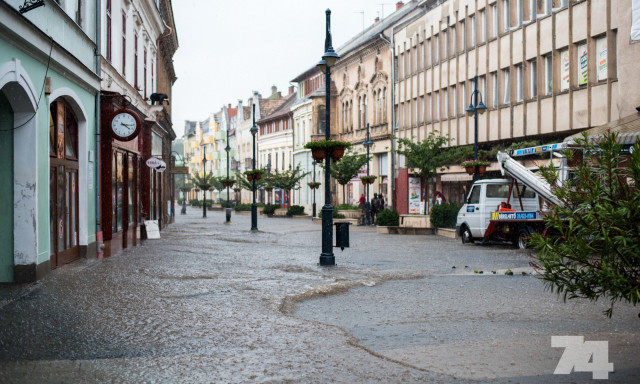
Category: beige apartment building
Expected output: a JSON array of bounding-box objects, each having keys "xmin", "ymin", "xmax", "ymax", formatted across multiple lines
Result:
[{"xmin": 393, "ymin": 0, "xmax": 640, "ymax": 213}]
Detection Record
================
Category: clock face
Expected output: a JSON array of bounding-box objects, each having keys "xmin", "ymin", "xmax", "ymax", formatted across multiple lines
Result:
[{"xmin": 111, "ymin": 111, "xmax": 138, "ymax": 139}]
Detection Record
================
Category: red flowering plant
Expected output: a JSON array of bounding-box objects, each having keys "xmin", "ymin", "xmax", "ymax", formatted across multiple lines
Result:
[{"xmin": 140, "ymin": 209, "xmax": 149, "ymax": 222}]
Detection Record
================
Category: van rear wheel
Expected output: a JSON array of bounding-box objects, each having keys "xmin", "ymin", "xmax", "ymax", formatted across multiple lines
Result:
[
  {"xmin": 515, "ymin": 228, "xmax": 531, "ymax": 249},
  {"xmin": 461, "ymin": 226, "xmax": 474, "ymax": 244}
]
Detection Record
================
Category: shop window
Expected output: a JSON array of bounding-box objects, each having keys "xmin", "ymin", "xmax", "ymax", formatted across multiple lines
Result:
[{"xmin": 577, "ymin": 43, "xmax": 588, "ymax": 87}]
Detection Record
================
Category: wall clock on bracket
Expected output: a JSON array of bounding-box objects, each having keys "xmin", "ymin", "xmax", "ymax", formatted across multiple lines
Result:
[{"xmin": 110, "ymin": 108, "xmax": 142, "ymax": 141}]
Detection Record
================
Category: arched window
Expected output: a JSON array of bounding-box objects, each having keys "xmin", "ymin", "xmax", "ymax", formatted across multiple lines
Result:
[
  {"xmin": 383, "ymin": 88, "xmax": 387, "ymax": 121},
  {"xmin": 372, "ymin": 91, "xmax": 377, "ymax": 125}
]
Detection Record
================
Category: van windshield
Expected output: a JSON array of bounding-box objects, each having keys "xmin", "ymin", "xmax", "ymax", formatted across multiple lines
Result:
[{"xmin": 486, "ymin": 184, "xmax": 536, "ymax": 198}]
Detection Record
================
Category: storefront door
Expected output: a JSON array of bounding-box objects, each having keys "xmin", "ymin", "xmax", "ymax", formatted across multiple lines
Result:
[{"xmin": 49, "ymin": 100, "xmax": 80, "ymax": 267}]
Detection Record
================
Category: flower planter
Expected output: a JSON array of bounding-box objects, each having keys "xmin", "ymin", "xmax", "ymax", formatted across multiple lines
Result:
[
  {"xmin": 311, "ymin": 148, "xmax": 327, "ymax": 163},
  {"xmin": 200, "ymin": 185, "xmax": 210, "ymax": 191},
  {"xmin": 330, "ymin": 146, "xmax": 346, "ymax": 162},
  {"xmin": 247, "ymin": 174, "xmax": 254, "ymax": 182},
  {"xmin": 477, "ymin": 165, "xmax": 487, "ymax": 175},
  {"xmin": 465, "ymin": 166, "xmax": 475, "ymax": 175}
]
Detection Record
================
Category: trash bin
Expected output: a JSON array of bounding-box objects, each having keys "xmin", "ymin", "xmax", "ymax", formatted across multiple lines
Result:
[{"xmin": 334, "ymin": 222, "xmax": 351, "ymax": 251}]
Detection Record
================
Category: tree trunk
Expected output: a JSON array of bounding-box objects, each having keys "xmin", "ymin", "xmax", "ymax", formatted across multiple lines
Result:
[{"xmin": 343, "ymin": 184, "xmax": 346, "ymax": 206}]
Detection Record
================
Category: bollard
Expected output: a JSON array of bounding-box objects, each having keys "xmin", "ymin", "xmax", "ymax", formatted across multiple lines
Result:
[{"xmin": 334, "ymin": 222, "xmax": 351, "ymax": 251}]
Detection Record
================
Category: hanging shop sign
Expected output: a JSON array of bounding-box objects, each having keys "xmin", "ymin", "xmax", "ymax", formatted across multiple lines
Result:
[{"xmin": 145, "ymin": 157, "xmax": 167, "ymax": 172}]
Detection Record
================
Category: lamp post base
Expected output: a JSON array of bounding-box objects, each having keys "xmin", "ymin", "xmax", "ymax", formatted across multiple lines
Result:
[
  {"xmin": 319, "ymin": 254, "xmax": 335, "ymax": 266},
  {"xmin": 225, "ymin": 207, "xmax": 231, "ymax": 223},
  {"xmin": 365, "ymin": 201, "xmax": 371, "ymax": 226},
  {"xmin": 251, "ymin": 203, "xmax": 258, "ymax": 231},
  {"xmin": 320, "ymin": 204, "xmax": 334, "ymax": 266}
]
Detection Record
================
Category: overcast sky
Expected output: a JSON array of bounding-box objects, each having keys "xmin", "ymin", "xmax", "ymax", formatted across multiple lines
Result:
[{"xmin": 172, "ymin": 0, "xmax": 400, "ymax": 135}]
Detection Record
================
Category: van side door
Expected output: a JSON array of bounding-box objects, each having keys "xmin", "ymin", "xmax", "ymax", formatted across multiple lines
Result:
[{"xmin": 464, "ymin": 185, "xmax": 483, "ymax": 236}]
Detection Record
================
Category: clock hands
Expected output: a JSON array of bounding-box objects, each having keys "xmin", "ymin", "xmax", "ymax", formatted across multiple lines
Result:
[{"xmin": 120, "ymin": 123, "xmax": 134, "ymax": 128}]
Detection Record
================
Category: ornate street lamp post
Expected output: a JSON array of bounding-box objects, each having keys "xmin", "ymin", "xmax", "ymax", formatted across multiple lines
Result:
[
  {"xmin": 465, "ymin": 75, "xmax": 487, "ymax": 181},
  {"xmin": 317, "ymin": 9, "xmax": 340, "ymax": 266},
  {"xmin": 363, "ymin": 123, "xmax": 373, "ymax": 225},
  {"xmin": 225, "ymin": 128, "xmax": 231, "ymax": 222},
  {"xmin": 250, "ymin": 104, "xmax": 259, "ymax": 231},
  {"xmin": 202, "ymin": 145, "xmax": 207, "ymax": 218}
]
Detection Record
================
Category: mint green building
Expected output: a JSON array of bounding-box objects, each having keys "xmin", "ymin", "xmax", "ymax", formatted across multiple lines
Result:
[{"xmin": 0, "ymin": 1, "xmax": 100, "ymax": 282}]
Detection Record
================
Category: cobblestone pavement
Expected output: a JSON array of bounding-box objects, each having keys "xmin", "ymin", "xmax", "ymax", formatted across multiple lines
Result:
[{"xmin": 0, "ymin": 207, "xmax": 638, "ymax": 383}]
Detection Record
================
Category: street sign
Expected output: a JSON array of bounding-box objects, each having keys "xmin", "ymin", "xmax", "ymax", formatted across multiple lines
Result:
[
  {"xmin": 171, "ymin": 166, "xmax": 189, "ymax": 174},
  {"xmin": 145, "ymin": 157, "xmax": 167, "ymax": 172}
]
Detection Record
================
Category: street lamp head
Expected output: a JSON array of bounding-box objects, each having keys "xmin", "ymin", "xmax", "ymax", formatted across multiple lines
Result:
[
  {"xmin": 363, "ymin": 139, "xmax": 374, "ymax": 147},
  {"xmin": 316, "ymin": 58, "xmax": 328, "ymax": 73},
  {"xmin": 322, "ymin": 49, "xmax": 340, "ymax": 68},
  {"xmin": 465, "ymin": 103, "xmax": 475, "ymax": 116},
  {"xmin": 225, "ymin": 145, "xmax": 231, "ymax": 153},
  {"xmin": 250, "ymin": 124, "xmax": 258, "ymax": 136},
  {"xmin": 476, "ymin": 100, "xmax": 487, "ymax": 114}
]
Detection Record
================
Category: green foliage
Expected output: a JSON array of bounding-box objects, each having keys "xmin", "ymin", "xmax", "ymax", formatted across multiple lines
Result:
[
  {"xmin": 286, "ymin": 205, "xmax": 306, "ymax": 216},
  {"xmin": 235, "ymin": 203, "xmax": 265, "ymax": 211},
  {"xmin": 262, "ymin": 204, "xmax": 280, "ymax": 215},
  {"xmin": 190, "ymin": 172, "xmax": 215, "ymax": 189},
  {"xmin": 325, "ymin": 152, "xmax": 368, "ymax": 185},
  {"xmin": 460, "ymin": 160, "xmax": 490, "ymax": 167},
  {"xmin": 335, "ymin": 204, "xmax": 360, "ymax": 211},
  {"xmin": 189, "ymin": 199, "xmax": 200, "ymax": 207},
  {"xmin": 304, "ymin": 139, "xmax": 352, "ymax": 150},
  {"xmin": 235, "ymin": 171, "xmax": 266, "ymax": 191},
  {"xmin": 317, "ymin": 210, "xmax": 345, "ymax": 218},
  {"xmin": 430, "ymin": 202, "xmax": 463, "ymax": 229},
  {"xmin": 269, "ymin": 165, "xmax": 310, "ymax": 191},
  {"xmin": 530, "ymin": 132, "xmax": 640, "ymax": 317},
  {"xmin": 376, "ymin": 209, "xmax": 399, "ymax": 226},
  {"xmin": 394, "ymin": 130, "xmax": 456, "ymax": 179}
]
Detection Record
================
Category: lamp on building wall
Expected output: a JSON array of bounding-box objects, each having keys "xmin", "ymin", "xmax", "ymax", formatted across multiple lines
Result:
[
  {"xmin": 316, "ymin": 9, "xmax": 340, "ymax": 266},
  {"xmin": 250, "ymin": 104, "xmax": 259, "ymax": 231},
  {"xmin": 465, "ymin": 75, "xmax": 487, "ymax": 181}
]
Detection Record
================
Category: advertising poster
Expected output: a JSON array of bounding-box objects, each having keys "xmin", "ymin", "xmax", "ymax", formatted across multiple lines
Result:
[
  {"xmin": 597, "ymin": 39, "xmax": 607, "ymax": 81},
  {"xmin": 408, "ymin": 177, "xmax": 423, "ymax": 214},
  {"xmin": 561, "ymin": 50, "xmax": 570, "ymax": 91},
  {"xmin": 578, "ymin": 44, "xmax": 588, "ymax": 86}
]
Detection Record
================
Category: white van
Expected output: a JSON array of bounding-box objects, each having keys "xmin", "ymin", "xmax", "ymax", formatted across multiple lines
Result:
[{"xmin": 456, "ymin": 179, "xmax": 541, "ymax": 247}]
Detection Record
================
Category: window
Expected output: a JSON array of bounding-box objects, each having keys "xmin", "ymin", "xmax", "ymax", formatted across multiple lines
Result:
[
  {"xmin": 524, "ymin": 0, "xmax": 536, "ymax": 22},
  {"xmin": 122, "ymin": 10, "xmax": 126, "ymax": 75},
  {"xmin": 420, "ymin": 95, "xmax": 425, "ymax": 123},
  {"xmin": 503, "ymin": 68, "xmax": 510, "ymax": 104},
  {"xmin": 470, "ymin": 15, "xmax": 476, "ymax": 47},
  {"xmin": 460, "ymin": 82, "xmax": 466, "ymax": 114},
  {"xmin": 560, "ymin": 49, "xmax": 570, "ymax": 91},
  {"xmin": 538, "ymin": 0, "xmax": 551, "ymax": 15},
  {"xmin": 503, "ymin": 0, "xmax": 510, "ymax": 32},
  {"xmin": 544, "ymin": 54, "xmax": 553, "ymax": 94},
  {"xmin": 444, "ymin": 88, "xmax": 449, "ymax": 118},
  {"xmin": 419, "ymin": 41, "xmax": 424, "ymax": 71},
  {"xmin": 596, "ymin": 36, "xmax": 608, "ymax": 81},
  {"xmin": 516, "ymin": 64, "xmax": 523, "ymax": 101},
  {"xmin": 491, "ymin": 71, "xmax": 498, "ymax": 107},
  {"xmin": 435, "ymin": 91, "xmax": 440, "ymax": 120},
  {"xmin": 134, "ymin": 32, "xmax": 138, "ymax": 88},
  {"xmin": 460, "ymin": 20, "xmax": 466, "ymax": 51},
  {"xmin": 468, "ymin": 186, "xmax": 481, "ymax": 204},
  {"xmin": 451, "ymin": 26, "xmax": 457, "ymax": 55},
  {"xmin": 492, "ymin": 4, "xmax": 498, "ymax": 38},
  {"xmin": 480, "ymin": 10, "xmax": 486, "ymax": 43},
  {"xmin": 427, "ymin": 38, "xmax": 432, "ymax": 66},
  {"xmin": 435, "ymin": 34, "xmax": 440, "ymax": 62},
  {"xmin": 452, "ymin": 86, "xmax": 457, "ymax": 117},
  {"xmin": 529, "ymin": 59, "xmax": 538, "ymax": 98},
  {"xmin": 577, "ymin": 43, "xmax": 588, "ymax": 86},
  {"xmin": 480, "ymin": 75, "xmax": 487, "ymax": 104},
  {"xmin": 106, "ymin": 0, "xmax": 112, "ymax": 61},
  {"xmin": 443, "ymin": 29, "xmax": 448, "ymax": 58}
]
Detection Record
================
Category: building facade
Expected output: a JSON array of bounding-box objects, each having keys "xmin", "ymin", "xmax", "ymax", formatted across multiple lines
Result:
[
  {"xmin": 99, "ymin": 0, "xmax": 177, "ymax": 257},
  {"xmin": 392, "ymin": 0, "xmax": 639, "ymax": 213},
  {"xmin": 1, "ymin": 0, "xmax": 100, "ymax": 282}
]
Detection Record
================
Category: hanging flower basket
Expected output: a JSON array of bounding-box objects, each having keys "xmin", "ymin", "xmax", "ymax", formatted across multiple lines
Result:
[
  {"xmin": 460, "ymin": 160, "xmax": 490, "ymax": 175},
  {"xmin": 221, "ymin": 179, "xmax": 235, "ymax": 188},
  {"xmin": 310, "ymin": 148, "xmax": 327, "ymax": 163},
  {"xmin": 233, "ymin": 187, "xmax": 241, "ymax": 192},
  {"xmin": 244, "ymin": 169, "xmax": 264, "ymax": 181},
  {"xmin": 477, "ymin": 165, "xmax": 487, "ymax": 175},
  {"xmin": 360, "ymin": 175, "xmax": 377, "ymax": 185},
  {"xmin": 308, "ymin": 182, "xmax": 321, "ymax": 189},
  {"xmin": 199, "ymin": 185, "xmax": 211, "ymax": 191},
  {"xmin": 330, "ymin": 146, "xmax": 347, "ymax": 162},
  {"xmin": 265, "ymin": 187, "xmax": 273, "ymax": 192},
  {"xmin": 464, "ymin": 167, "xmax": 475, "ymax": 175}
]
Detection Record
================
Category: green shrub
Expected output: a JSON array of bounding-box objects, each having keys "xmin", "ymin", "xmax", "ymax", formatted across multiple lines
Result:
[
  {"xmin": 177, "ymin": 198, "xmax": 185, "ymax": 205},
  {"xmin": 316, "ymin": 209, "xmax": 346, "ymax": 219},
  {"xmin": 376, "ymin": 209, "xmax": 399, "ymax": 226},
  {"xmin": 235, "ymin": 203, "xmax": 252, "ymax": 211},
  {"xmin": 334, "ymin": 204, "xmax": 360, "ymax": 210},
  {"xmin": 286, "ymin": 205, "xmax": 306, "ymax": 216},
  {"xmin": 189, "ymin": 199, "xmax": 200, "ymax": 207},
  {"xmin": 262, "ymin": 204, "xmax": 280, "ymax": 215},
  {"xmin": 430, "ymin": 202, "xmax": 463, "ymax": 229}
]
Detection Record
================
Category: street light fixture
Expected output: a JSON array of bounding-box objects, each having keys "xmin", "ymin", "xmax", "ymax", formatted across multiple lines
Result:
[
  {"xmin": 225, "ymin": 128, "xmax": 231, "ymax": 223},
  {"xmin": 250, "ymin": 104, "xmax": 259, "ymax": 231},
  {"xmin": 202, "ymin": 145, "xmax": 207, "ymax": 218},
  {"xmin": 363, "ymin": 123, "xmax": 374, "ymax": 226},
  {"xmin": 316, "ymin": 9, "xmax": 340, "ymax": 266},
  {"xmin": 465, "ymin": 75, "xmax": 487, "ymax": 181}
]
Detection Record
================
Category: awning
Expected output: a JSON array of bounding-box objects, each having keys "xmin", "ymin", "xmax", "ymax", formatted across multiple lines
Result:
[
  {"xmin": 563, "ymin": 112, "xmax": 640, "ymax": 145},
  {"xmin": 441, "ymin": 173, "xmax": 473, "ymax": 182}
]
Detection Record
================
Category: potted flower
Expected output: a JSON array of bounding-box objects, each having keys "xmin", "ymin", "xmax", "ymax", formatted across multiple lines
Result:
[
  {"xmin": 460, "ymin": 160, "xmax": 490, "ymax": 175},
  {"xmin": 307, "ymin": 181, "xmax": 321, "ymax": 189},
  {"xmin": 304, "ymin": 140, "xmax": 352, "ymax": 163},
  {"xmin": 360, "ymin": 175, "xmax": 377, "ymax": 185},
  {"xmin": 244, "ymin": 169, "xmax": 265, "ymax": 182},
  {"xmin": 221, "ymin": 178, "xmax": 235, "ymax": 188}
]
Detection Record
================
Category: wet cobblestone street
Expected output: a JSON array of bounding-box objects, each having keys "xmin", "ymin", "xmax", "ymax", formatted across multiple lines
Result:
[{"xmin": 1, "ymin": 208, "xmax": 638, "ymax": 383}]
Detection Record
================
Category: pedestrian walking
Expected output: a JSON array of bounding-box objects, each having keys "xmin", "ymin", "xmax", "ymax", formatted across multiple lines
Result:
[
  {"xmin": 370, "ymin": 193, "xmax": 378, "ymax": 224},
  {"xmin": 358, "ymin": 194, "xmax": 366, "ymax": 225}
]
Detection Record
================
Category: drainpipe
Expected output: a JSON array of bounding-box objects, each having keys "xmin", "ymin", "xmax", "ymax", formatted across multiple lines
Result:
[
  {"xmin": 95, "ymin": 0, "xmax": 103, "ymax": 258},
  {"xmin": 379, "ymin": 30, "xmax": 396, "ymax": 209}
]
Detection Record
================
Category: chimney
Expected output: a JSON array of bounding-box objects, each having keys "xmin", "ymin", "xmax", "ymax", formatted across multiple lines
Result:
[
  {"xmin": 288, "ymin": 85, "xmax": 294, "ymax": 95},
  {"xmin": 238, "ymin": 99, "xmax": 243, "ymax": 122},
  {"xmin": 396, "ymin": 1, "xmax": 403, "ymax": 10},
  {"xmin": 271, "ymin": 85, "xmax": 277, "ymax": 96},
  {"xmin": 228, "ymin": 103, "xmax": 231, "ymax": 109},
  {"xmin": 277, "ymin": 91, "xmax": 282, "ymax": 99},
  {"xmin": 374, "ymin": 16, "xmax": 380, "ymax": 23}
]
